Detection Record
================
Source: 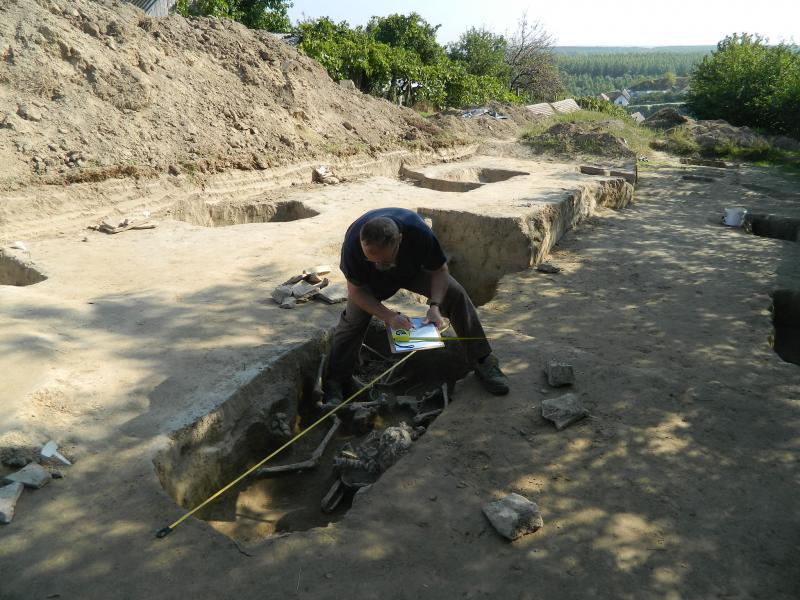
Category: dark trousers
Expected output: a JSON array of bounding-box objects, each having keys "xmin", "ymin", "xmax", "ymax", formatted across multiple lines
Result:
[{"xmin": 327, "ymin": 271, "xmax": 492, "ymax": 383}]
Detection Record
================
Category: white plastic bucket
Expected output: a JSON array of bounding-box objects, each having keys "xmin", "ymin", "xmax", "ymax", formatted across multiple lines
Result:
[{"xmin": 723, "ymin": 207, "xmax": 747, "ymax": 227}]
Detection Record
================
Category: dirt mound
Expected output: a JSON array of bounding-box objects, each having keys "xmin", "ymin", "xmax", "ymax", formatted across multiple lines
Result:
[
  {"xmin": 525, "ymin": 121, "xmax": 635, "ymax": 158},
  {"xmin": 686, "ymin": 119, "xmax": 770, "ymax": 150},
  {"xmin": 429, "ymin": 102, "xmax": 544, "ymax": 140},
  {"xmin": 642, "ymin": 107, "xmax": 689, "ymax": 129},
  {"xmin": 0, "ymin": 0, "xmax": 463, "ymax": 189}
]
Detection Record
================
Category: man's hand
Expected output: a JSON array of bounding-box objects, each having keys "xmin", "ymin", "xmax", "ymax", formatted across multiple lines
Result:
[
  {"xmin": 388, "ymin": 312, "xmax": 413, "ymax": 331},
  {"xmin": 422, "ymin": 305, "xmax": 444, "ymax": 330}
]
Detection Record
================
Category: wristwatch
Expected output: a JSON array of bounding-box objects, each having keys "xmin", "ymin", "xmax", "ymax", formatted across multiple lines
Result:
[{"xmin": 427, "ymin": 300, "xmax": 440, "ymax": 307}]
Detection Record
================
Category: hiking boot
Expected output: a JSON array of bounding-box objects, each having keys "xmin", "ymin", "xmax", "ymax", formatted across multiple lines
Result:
[
  {"xmin": 322, "ymin": 380, "xmax": 344, "ymax": 408},
  {"xmin": 321, "ymin": 377, "xmax": 365, "ymax": 408},
  {"xmin": 474, "ymin": 354, "xmax": 509, "ymax": 395}
]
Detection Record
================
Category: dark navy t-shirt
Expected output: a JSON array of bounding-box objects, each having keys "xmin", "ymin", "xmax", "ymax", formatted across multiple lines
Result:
[{"xmin": 340, "ymin": 208, "xmax": 447, "ymax": 300}]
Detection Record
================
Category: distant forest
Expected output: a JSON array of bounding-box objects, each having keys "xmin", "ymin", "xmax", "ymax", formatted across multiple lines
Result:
[{"xmin": 554, "ymin": 47, "xmax": 713, "ymax": 96}]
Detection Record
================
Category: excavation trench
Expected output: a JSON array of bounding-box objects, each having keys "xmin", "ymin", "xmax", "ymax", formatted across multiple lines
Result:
[
  {"xmin": 0, "ymin": 251, "xmax": 47, "ymax": 286},
  {"xmin": 744, "ymin": 214, "xmax": 800, "ymax": 243},
  {"xmin": 771, "ymin": 289, "xmax": 800, "ymax": 365},
  {"xmin": 400, "ymin": 166, "xmax": 529, "ymax": 193},
  {"xmin": 154, "ymin": 325, "xmax": 469, "ymax": 543},
  {"xmin": 154, "ymin": 173, "xmax": 634, "ymax": 541},
  {"xmin": 168, "ymin": 198, "xmax": 319, "ymax": 227}
]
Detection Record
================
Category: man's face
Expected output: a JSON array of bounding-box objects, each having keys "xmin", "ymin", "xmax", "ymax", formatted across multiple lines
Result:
[{"xmin": 362, "ymin": 236, "xmax": 401, "ymax": 271}]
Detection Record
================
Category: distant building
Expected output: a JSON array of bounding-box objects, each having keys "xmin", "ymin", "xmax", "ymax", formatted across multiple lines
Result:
[
  {"xmin": 630, "ymin": 112, "xmax": 645, "ymax": 124},
  {"xmin": 126, "ymin": 0, "xmax": 177, "ymax": 17},
  {"xmin": 605, "ymin": 89, "xmax": 631, "ymax": 107},
  {"xmin": 597, "ymin": 93, "xmax": 610, "ymax": 102}
]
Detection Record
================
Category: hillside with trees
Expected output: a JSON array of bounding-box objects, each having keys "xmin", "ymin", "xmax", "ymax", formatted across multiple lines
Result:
[{"xmin": 556, "ymin": 47, "xmax": 710, "ymax": 96}]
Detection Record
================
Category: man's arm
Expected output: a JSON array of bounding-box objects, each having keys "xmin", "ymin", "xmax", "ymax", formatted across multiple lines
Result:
[
  {"xmin": 423, "ymin": 263, "xmax": 449, "ymax": 329},
  {"xmin": 347, "ymin": 281, "xmax": 412, "ymax": 330}
]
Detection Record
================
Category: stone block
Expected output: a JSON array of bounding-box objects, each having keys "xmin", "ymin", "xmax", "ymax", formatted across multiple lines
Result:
[
  {"xmin": 536, "ymin": 262, "xmax": 561, "ymax": 274},
  {"xmin": 609, "ymin": 169, "xmax": 637, "ymax": 184},
  {"xmin": 4, "ymin": 462, "xmax": 52, "ymax": 489},
  {"xmin": 271, "ymin": 284, "xmax": 293, "ymax": 304},
  {"xmin": 291, "ymin": 279, "xmax": 322, "ymax": 299},
  {"xmin": 317, "ymin": 283, "xmax": 347, "ymax": 304},
  {"xmin": 0, "ymin": 482, "xmax": 24, "ymax": 524},
  {"xmin": 482, "ymin": 493, "xmax": 543, "ymax": 540},
  {"xmin": 580, "ymin": 165, "xmax": 610, "ymax": 176},
  {"xmin": 546, "ymin": 361, "xmax": 574, "ymax": 387},
  {"xmin": 541, "ymin": 393, "xmax": 587, "ymax": 430}
]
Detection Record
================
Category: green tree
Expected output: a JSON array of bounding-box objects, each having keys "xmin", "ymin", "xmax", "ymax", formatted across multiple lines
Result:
[
  {"xmin": 687, "ymin": 34, "xmax": 800, "ymax": 136},
  {"xmin": 176, "ymin": 0, "xmax": 292, "ymax": 32},
  {"xmin": 295, "ymin": 14, "xmax": 523, "ymax": 109},
  {"xmin": 366, "ymin": 13, "xmax": 444, "ymax": 66},
  {"xmin": 448, "ymin": 27, "xmax": 510, "ymax": 82}
]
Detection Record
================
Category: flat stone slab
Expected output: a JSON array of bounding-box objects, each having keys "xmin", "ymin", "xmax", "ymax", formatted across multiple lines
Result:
[
  {"xmin": 541, "ymin": 393, "xmax": 587, "ymax": 430},
  {"xmin": 546, "ymin": 361, "xmax": 574, "ymax": 387},
  {"xmin": 482, "ymin": 493, "xmax": 543, "ymax": 540},
  {"xmin": 4, "ymin": 462, "xmax": 52, "ymax": 489},
  {"xmin": 0, "ymin": 482, "xmax": 24, "ymax": 524},
  {"xmin": 317, "ymin": 282, "xmax": 347, "ymax": 304}
]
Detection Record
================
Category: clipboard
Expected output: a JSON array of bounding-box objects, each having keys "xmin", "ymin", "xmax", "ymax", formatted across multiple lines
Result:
[{"xmin": 387, "ymin": 317, "xmax": 445, "ymax": 354}]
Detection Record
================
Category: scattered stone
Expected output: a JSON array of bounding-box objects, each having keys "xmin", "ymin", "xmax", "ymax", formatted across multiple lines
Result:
[
  {"xmin": 17, "ymin": 104, "xmax": 42, "ymax": 122},
  {"xmin": 291, "ymin": 279, "xmax": 324, "ymax": 300},
  {"xmin": 313, "ymin": 165, "xmax": 339, "ymax": 185},
  {"xmin": 0, "ymin": 447, "xmax": 35, "ymax": 468},
  {"xmin": 342, "ymin": 121, "xmax": 355, "ymax": 131},
  {"xmin": 338, "ymin": 79, "xmax": 356, "ymax": 91},
  {"xmin": 482, "ymin": 493, "xmax": 543, "ymax": 541},
  {"xmin": 82, "ymin": 21, "xmax": 101, "ymax": 38},
  {"xmin": 317, "ymin": 282, "xmax": 347, "ymax": 304},
  {"xmin": 303, "ymin": 265, "xmax": 331, "ymax": 277},
  {"xmin": 168, "ymin": 164, "xmax": 180, "ymax": 176},
  {"xmin": 279, "ymin": 296, "xmax": 296, "ymax": 309},
  {"xmin": 271, "ymin": 284, "xmax": 293, "ymax": 304},
  {"xmin": 50, "ymin": 471, "xmax": 64, "ymax": 479},
  {"xmin": 4, "ymin": 463, "xmax": 52, "ymax": 489},
  {"xmin": 0, "ymin": 482, "xmax": 24, "ymax": 524},
  {"xmin": 536, "ymin": 262, "xmax": 561, "ymax": 274},
  {"xmin": 546, "ymin": 361, "xmax": 574, "ymax": 387},
  {"xmin": 541, "ymin": 393, "xmax": 587, "ymax": 430}
]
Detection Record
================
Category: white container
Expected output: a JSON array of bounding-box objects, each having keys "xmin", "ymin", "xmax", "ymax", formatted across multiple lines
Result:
[{"xmin": 723, "ymin": 207, "xmax": 747, "ymax": 227}]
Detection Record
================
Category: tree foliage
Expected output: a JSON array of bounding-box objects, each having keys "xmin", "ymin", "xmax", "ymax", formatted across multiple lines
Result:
[
  {"xmin": 366, "ymin": 13, "xmax": 444, "ymax": 66},
  {"xmin": 296, "ymin": 14, "xmax": 523, "ymax": 108},
  {"xmin": 448, "ymin": 27, "xmax": 510, "ymax": 82},
  {"xmin": 687, "ymin": 33, "xmax": 800, "ymax": 137},
  {"xmin": 557, "ymin": 50, "xmax": 707, "ymax": 96},
  {"xmin": 176, "ymin": 0, "xmax": 292, "ymax": 31},
  {"xmin": 506, "ymin": 14, "xmax": 563, "ymax": 102}
]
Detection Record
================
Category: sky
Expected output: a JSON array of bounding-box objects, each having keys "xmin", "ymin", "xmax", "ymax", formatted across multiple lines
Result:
[{"xmin": 287, "ymin": 0, "xmax": 799, "ymax": 47}]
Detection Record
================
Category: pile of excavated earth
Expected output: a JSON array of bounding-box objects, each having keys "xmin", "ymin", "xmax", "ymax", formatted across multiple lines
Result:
[{"xmin": 1, "ymin": 1, "xmax": 799, "ymax": 599}]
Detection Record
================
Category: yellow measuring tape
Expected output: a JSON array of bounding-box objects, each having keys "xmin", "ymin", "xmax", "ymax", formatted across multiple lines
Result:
[{"xmin": 156, "ymin": 350, "xmax": 419, "ymax": 538}]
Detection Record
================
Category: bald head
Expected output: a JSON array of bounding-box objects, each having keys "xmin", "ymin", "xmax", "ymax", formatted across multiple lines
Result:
[{"xmin": 359, "ymin": 217, "xmax": 400, "ymax": 249}]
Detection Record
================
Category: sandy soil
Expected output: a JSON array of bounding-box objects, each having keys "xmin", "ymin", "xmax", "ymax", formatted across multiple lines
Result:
[{"xmin": 0, "ymin": 143, "xmax": 798, "ymax": 599}]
